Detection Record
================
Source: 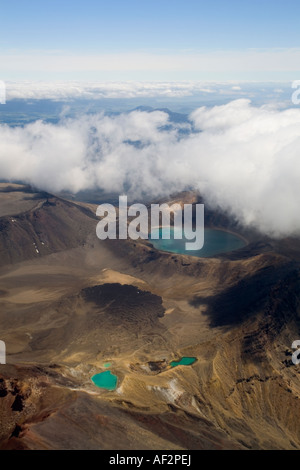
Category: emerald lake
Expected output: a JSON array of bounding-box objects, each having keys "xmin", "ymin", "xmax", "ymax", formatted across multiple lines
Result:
[
  {"xmin": 91, "ymin": 371, "xmax": 118, "ymax": 390},
  {"xmin": 170, "ymin": 357, "xmax": 197, "ymax": 367},
  {"xmin": 150, "ymin": 228, "xmax": 246, "ymax": 258}
]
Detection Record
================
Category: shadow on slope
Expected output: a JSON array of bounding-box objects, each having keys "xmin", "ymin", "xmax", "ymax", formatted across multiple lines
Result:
[{"xmin": 190, "ymin": 262, "xmax": 300, "ymax": 327}]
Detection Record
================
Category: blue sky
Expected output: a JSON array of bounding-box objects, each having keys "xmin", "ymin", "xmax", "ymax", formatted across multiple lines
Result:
[{"xmin": 1, "ymin": 0, "xmax": 300, "ymax": 80}]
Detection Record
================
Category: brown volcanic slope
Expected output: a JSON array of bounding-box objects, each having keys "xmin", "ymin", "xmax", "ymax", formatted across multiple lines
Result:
[
  {"xmin": 0, "ymin": 185, "xmax": 300, "ymax": 450},
  {"xmin": 0, "ymin": 184, "xmax": 96, "ymax": 266}
]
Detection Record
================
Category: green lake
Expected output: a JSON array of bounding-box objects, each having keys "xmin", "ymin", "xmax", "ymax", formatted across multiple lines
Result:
[
  {"xmin": 150, "ymin": 228, "xmax": 246, "ymax": 258},
  {"xmin": 91, "ymin": 371, "xmax": 118, "ymax": 390},
  {"xmin": 170, "ymin": 357, "xmax": 197, "ymax": 367}
]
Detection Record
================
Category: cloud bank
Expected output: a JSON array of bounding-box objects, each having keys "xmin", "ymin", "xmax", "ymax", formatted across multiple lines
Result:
[
  {"xmin": 0, "ymin": 99, "xmax": 299, "ymax": 237},
  {"xmin": 4, "ymin": 80, "xmax": 291, "ymax": 102},
  {"xmin": 2, "ymin": 48, "xmax": 300, "ymax": 81},
  {"xmin": 5, "ymin": 81, "xmax": 223, "ymax": 101}
]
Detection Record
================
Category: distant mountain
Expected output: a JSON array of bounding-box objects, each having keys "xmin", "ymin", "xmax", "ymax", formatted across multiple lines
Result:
[
  {"xmin": 133, "ymin": 105, "xmax": 189, "ymax": 123},
  {"xmin": 0, "ymin": 100, "xmax": 190, "ymax": 127}
]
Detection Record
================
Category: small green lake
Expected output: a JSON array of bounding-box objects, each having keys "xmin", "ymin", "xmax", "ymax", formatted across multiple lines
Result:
[
  {"xmin": 150, "ymin": 228, "xmax": 246, "ymax": 258},
  {"xmin": 91, "ymin": 371, "xmax": 118, "ymax": 390},
  {"xmin": 170, "ymin": 357, "xmax": 197, "ymax": 367}
]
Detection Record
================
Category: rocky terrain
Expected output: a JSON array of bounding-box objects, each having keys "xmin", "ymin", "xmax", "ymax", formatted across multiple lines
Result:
[{"xmin": 0, "ymin": 184, "xmax": 300, "ymax": 450}]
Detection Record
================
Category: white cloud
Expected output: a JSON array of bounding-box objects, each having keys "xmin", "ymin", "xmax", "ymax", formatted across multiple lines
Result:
[
  {"xmin": 1, "ymin": 48, "xmax": 300, "ymax": 81},
  {"xmin": 4, "ymin": 80, "xmax": 291, "ymax": 103},
  {"xmin": 0, "ymin": 100, "xmax": 300, "ymax": 237},
  {"xmin": 5, "ymin": 81, "xmax": 216, "ymax": 101}
]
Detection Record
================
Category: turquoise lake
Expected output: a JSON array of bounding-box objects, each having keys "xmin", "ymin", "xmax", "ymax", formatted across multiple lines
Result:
[
  {"xmin": 91, "ymin": 371, "xmax": 118, "ymax": 390},
  {"xmin": 150, "ymin": 228, "xmax": 246, "ymax": 258},
  {"xmin": 170, "ymin": 357, "xmax": 197, "ymax": 367}
]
